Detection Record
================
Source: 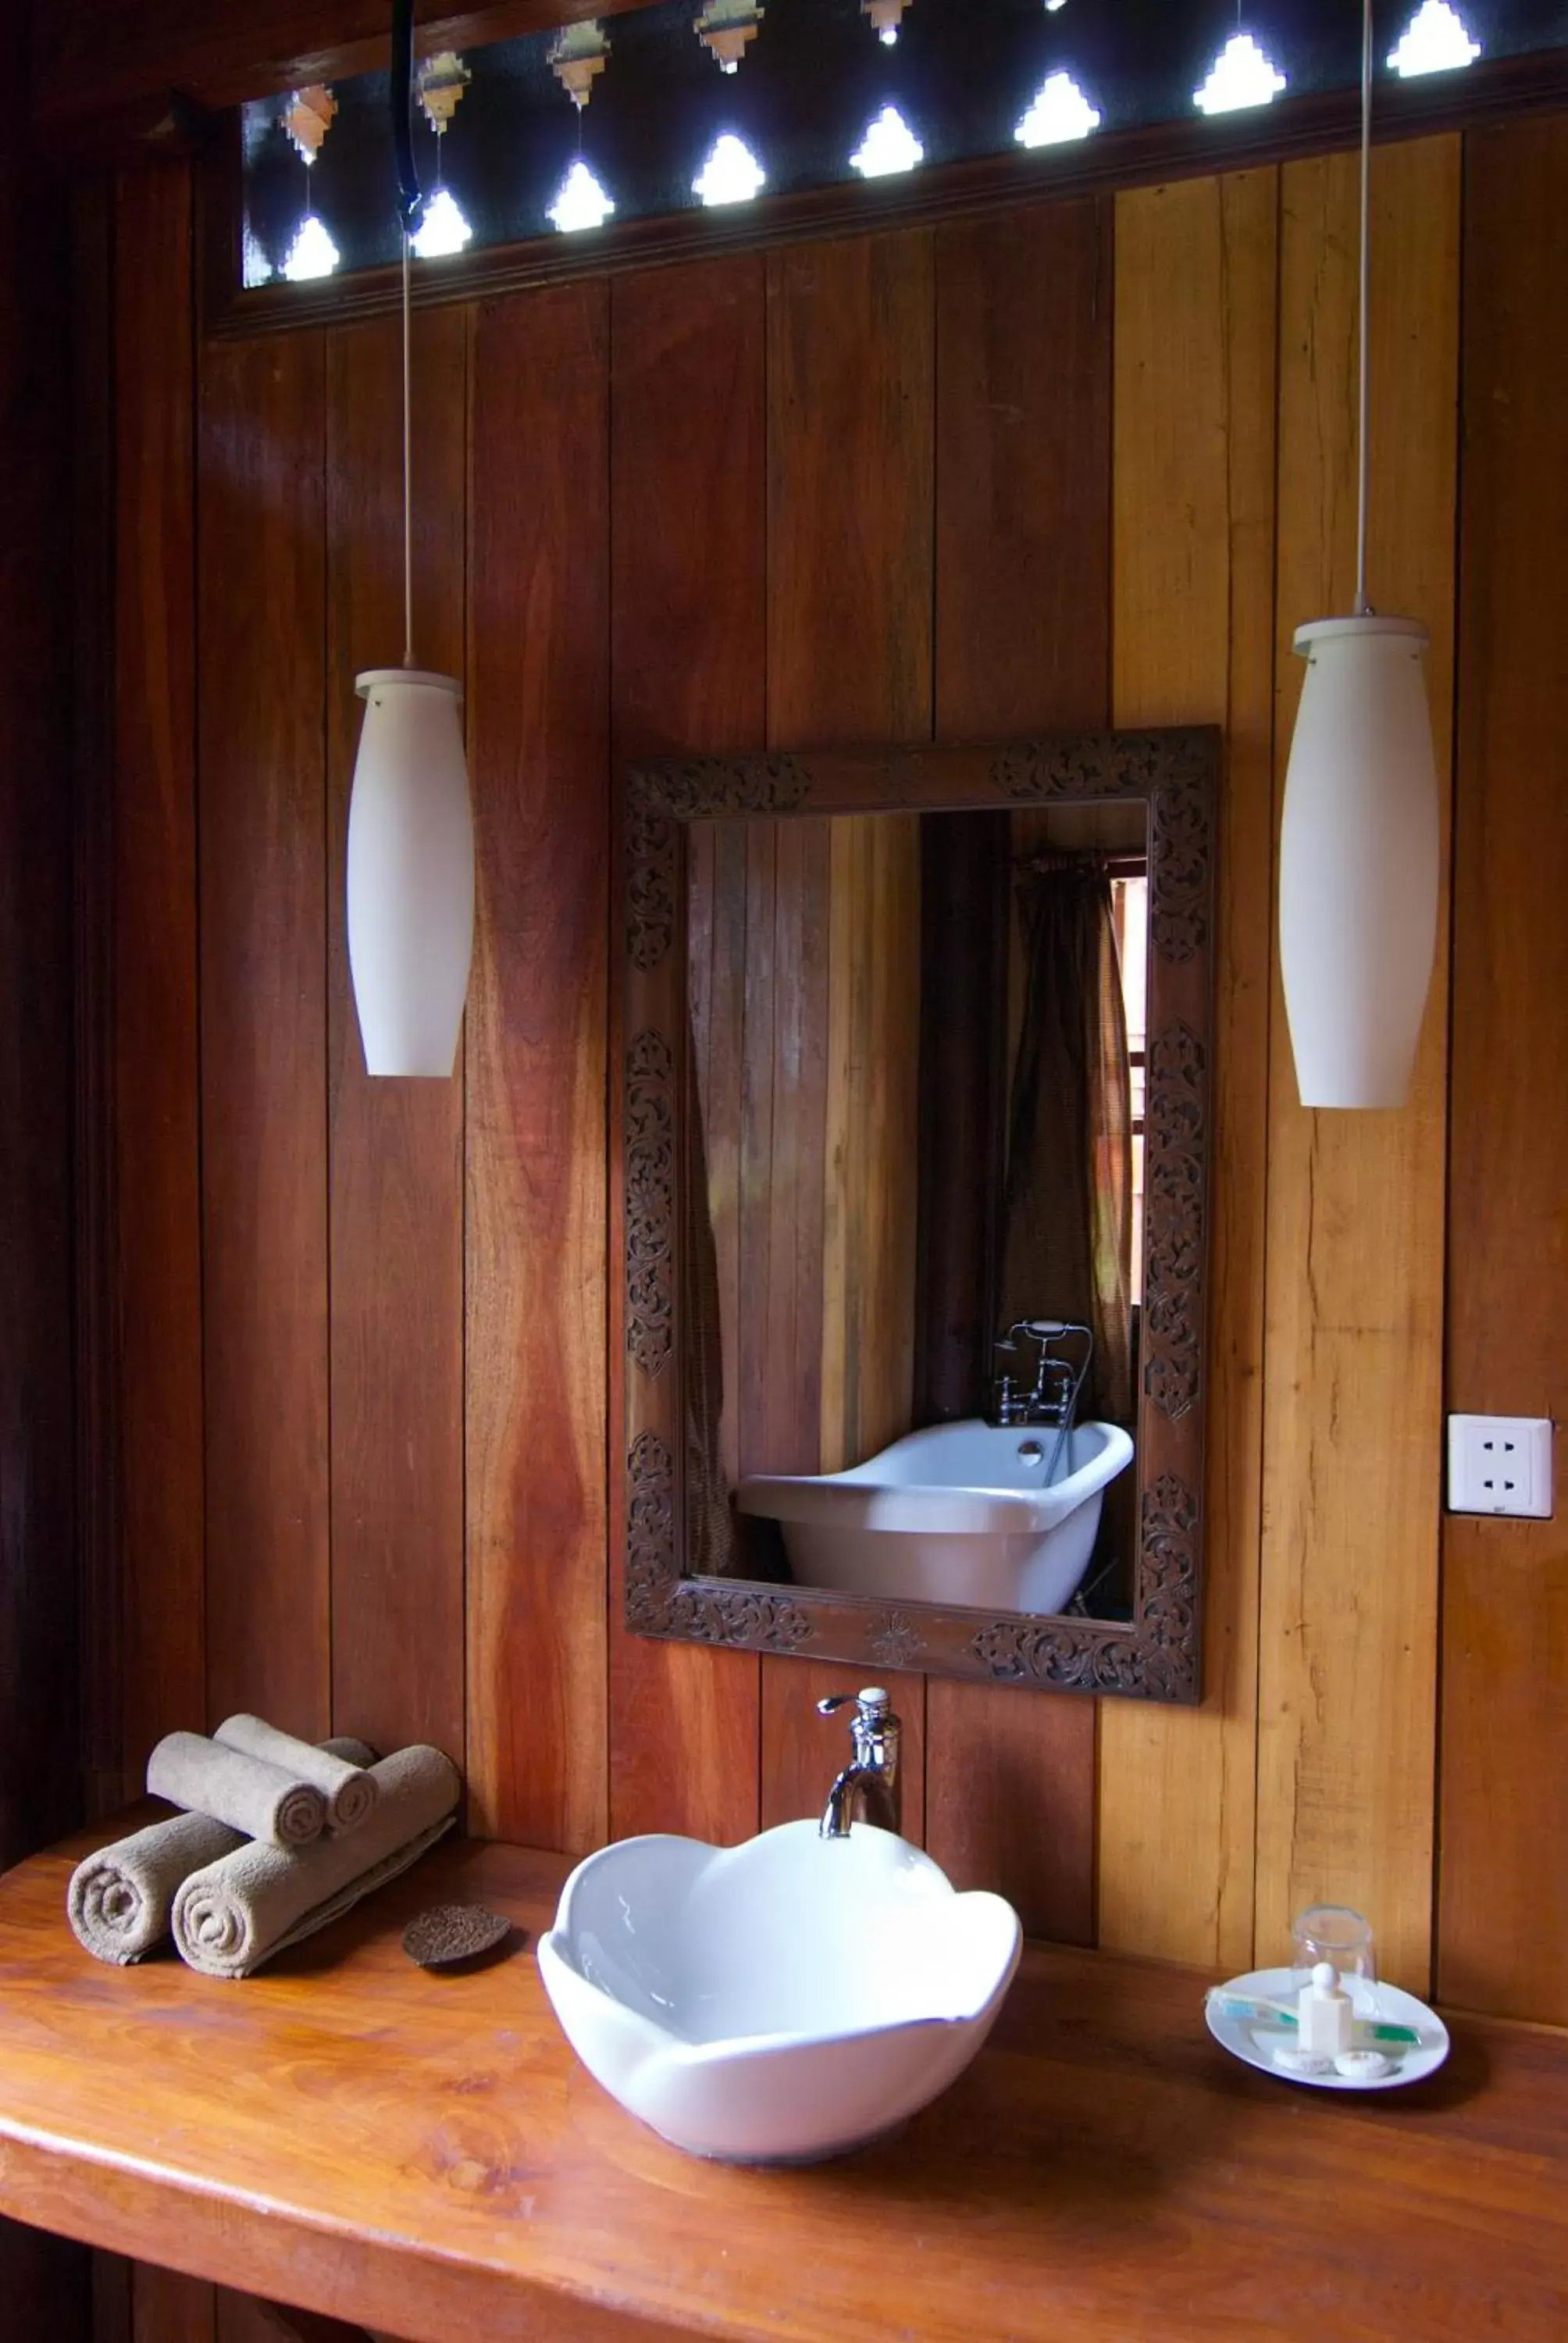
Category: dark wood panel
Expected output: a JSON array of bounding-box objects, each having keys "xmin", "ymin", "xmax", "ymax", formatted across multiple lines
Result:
[
  {"xmin": 608, "ymin": 256, "xmax": 765, "ymax": 1848},
  {"xmin": 198, "ymin": 333, "xmax": 331, "ymax": 1739},
  {"xmin": 133, "ymin": 2266, "xmax": 216, "ymax": 2341},
  {"xmin": 465, "ymin": 283, "xmax": 609, "ymax": 1853},
  {"xmin": 0, "ymin": 30, "xmax": 85, "ymax": 2323},
  {"xmin": 92, "ymin": 2251, "xmax": 131, "ymax": 2343},
  {"xmin": 0, "ymin": 0, "xmax": 78, "ymax": 1874},
  {"xmin": 924, "ymin": 198, "xmax": 1114, "ymax": 1943},
  {"xmin": 113, "ymin": 162, "xmax": 205, "ymax": 1796},
  {"xmin": 324, "ymin": 309, "xmax": 467, "ymax": 1769},
  {"xmin": 69, "ymin": 176, "xmax": 119, "ymax": 1828},
  {"xmin": 913, "ymin": 811, "xmax": 1007, "ymax": 1429},
  {"xmin": 761, "ymin": 228, "xmax": 934, "ymax": 1831},
  {"xmin": 1440, "ymin": 113, "xmax": 1568, "ymax": 2027}
]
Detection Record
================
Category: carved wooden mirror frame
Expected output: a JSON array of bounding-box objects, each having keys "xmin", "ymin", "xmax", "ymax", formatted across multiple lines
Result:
[{"xmin": 619, "ymin": 727, "xmax": 1218, "ymax": 1703}]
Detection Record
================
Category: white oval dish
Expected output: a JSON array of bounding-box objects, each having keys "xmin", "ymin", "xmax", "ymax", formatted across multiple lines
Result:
[{"xmin": 1206, "ymin": 1965, "xmax": 1450, "ymax": 2092}]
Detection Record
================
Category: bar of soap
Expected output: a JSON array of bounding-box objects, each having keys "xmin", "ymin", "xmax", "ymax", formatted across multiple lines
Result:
[
  {"xmin": 1334, "ymin": 2048, "xmax": 1395, "ymax": 2081},
  {"xmin": 1273, "ymin": 2045, "xmax": 1332, "ymax": 2077},
  {"xmin": 402, "ymin": 1904, "xmax": 513, "ymax": 1969}
]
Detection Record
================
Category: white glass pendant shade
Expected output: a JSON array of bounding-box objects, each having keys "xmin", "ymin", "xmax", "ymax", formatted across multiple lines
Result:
[
  {"xmin": 1279, "ymin": 617, "xmax": 1439, "ymax": 1109},
  {"xmin": 347, "ymin": 670, "xmax": 473, "ymax": 1077}
]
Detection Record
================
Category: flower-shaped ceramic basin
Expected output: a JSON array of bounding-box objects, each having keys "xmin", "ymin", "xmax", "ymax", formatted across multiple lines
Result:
[{"xmin": 537, "ymin": 1819, "xmax": 1021, "ymax": 2163}]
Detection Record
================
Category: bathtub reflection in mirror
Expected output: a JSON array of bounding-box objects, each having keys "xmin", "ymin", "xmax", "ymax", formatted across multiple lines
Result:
[{"xmin": 684, "ymin": 799, "xmax": 1149, "ymax": 1624}]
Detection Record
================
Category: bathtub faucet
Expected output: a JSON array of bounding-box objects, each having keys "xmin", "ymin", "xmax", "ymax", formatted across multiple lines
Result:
[
  {"xmin": 991, "ymin": 1321, "xmax": 1094, "ymax": 1430},
  {"xmin": 818, "ymin": 1688, "xmax": 902, "ymax": 1839}
]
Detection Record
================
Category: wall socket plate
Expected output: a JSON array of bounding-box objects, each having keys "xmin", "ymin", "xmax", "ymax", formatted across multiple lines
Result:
[{"xmin": 1447, "ymin": 1414, "xmax": 1555, "ymax": 1518}]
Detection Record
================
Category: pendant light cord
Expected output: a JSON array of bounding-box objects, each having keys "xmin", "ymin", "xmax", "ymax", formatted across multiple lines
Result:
[
  {"xmin": 1354, "ymin": 0, "xmax": 1373, "ymax": 617},
  {"xmin": 390, "ymin": 0, "xmax": 421, "ymax": 669},
  {"xmin": 402, "ymin": 226, "xmax": 414, "ymax": 667}
]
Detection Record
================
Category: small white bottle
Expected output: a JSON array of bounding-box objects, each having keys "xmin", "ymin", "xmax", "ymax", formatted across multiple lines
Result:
[{"xmin": 1299, "ymin": 1960, "xmax": 1354, "ymax": 2058}]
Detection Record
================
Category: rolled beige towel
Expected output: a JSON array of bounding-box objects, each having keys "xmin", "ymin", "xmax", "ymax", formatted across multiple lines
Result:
[
  {"xmin": 69, "ymin": 1738, "xmax": 375, "ymax": 1965},
  {"xmin": 214, "ymin": 1712, "xmax": 379, "ymax": 1834},
  {"xmin": 147, "ymin": 1730, "xmax": 326, "ymax": 1847},
  {"xmin": 173, "ymin": 1744, "xmax": 460, "ymax": 1980}
]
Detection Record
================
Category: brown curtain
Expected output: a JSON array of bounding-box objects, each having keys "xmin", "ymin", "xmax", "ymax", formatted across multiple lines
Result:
[
  {"xmin": 999, "ymin": 857, "xmax": 1134, "ymax": 1428},
  {"xmin": 683, "ymin": 1057, "xmax": 739, "ymax": 1577}
]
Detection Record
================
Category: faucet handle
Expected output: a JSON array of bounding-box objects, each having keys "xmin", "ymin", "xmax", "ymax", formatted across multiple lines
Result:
[{"xmin": 817, "ymin": 1686, "xmax": 891, "ymax": 1721}]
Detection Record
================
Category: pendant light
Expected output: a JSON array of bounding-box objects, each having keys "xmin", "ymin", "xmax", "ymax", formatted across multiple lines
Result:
[
  {"xmin": 1278, "ymin": 0, "xmax": 1439, "ymax": 1110},
  {"xmin": 345, "ymin": 0, "xmax": 474, "ymax": 1079}
]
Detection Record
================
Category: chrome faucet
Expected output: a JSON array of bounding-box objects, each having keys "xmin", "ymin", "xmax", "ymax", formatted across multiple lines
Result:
[
  {"xmin": 818, "ymin": 1687, "xmax": 902, "ymax": 1839},
  {"xmin": 990, "ymin": 1320, "xmax": 1093, "ymax": 1432}
]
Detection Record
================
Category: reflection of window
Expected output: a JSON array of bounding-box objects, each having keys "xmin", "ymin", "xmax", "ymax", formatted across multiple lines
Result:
[{"xmin": 1110, "ymin": 868, "xmax": 1148, "ymax": 1304}]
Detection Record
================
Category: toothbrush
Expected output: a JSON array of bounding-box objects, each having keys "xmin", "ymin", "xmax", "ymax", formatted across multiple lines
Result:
[{"xmin": 1206, "ymin": 1989, "xmax": 1421, "ymax": 2046}]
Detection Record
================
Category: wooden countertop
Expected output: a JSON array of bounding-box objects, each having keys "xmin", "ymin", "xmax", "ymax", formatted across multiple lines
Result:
[{"xmin": 0, "ymin": 1827, "xmax": 1565, "ymax": 2343}]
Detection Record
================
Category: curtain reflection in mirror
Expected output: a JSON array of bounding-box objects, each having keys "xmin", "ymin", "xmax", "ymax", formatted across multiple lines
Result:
[{"xmin": 999, "ymin": 851, "xmax": 1134, "ymax": 1432}]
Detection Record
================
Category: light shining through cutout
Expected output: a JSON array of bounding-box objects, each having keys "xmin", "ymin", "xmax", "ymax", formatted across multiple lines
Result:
[
  {"xmin": 1388, "ymin": 2, "xmax": 1480, "ymax": 75},
  {"xmin": 1015, "ymin": 71, "xmax": 1100, "ymax": 146},
  {"xmin": 241, "ymin": 223, "xmax": 274, "ymax": 287},
  {"xmin": 412, "ymin": 187, "xmax": 472, "ymax": 259},
  {"xmin": 548, "ymin": 159, "xmax": 615, "ymax": 232},
  {"xmin": 282, "ymin": 213, "xmax": 340, "ymax": 280},
  {"xmin": 693, "ymin": 133, "xmax": 766, "ymax": 205},
  {"xmin": 1193, "ymin": 32, "xmax": 1286, "ymax": 113},
  {"xmin": 850, "ymin": 105, "xmax": 924, "ymax": 178}
]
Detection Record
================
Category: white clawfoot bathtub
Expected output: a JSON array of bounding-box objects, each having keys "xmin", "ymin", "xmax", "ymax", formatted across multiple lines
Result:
[{"xmin": 736, "ymin": 1418, "xmax": 1135, "ymax": 1616}]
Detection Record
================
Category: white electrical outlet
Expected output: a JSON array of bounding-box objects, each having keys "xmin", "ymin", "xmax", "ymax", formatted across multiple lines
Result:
[{"xmin": 1447, "ymin": 1414, "xmax": 1555, "ymax": 1518}]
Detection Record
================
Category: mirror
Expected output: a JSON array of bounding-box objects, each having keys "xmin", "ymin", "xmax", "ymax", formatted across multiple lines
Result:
[{"xmin": 622, "ymin": 731, "xmax": 1217, "ymax": 1703}]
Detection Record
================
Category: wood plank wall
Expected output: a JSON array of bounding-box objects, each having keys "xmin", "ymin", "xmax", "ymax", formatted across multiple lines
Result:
[
  {"xmin": 686, "ymin": 811, "xmax": 922, "ymax": 1504},
  {"xmin": 87, "ymin": 135, "xmax": 1568, "ymax": 2257},
  {"xmin": 0, "ymin": 4, "xmax": 89, "ymax": 2331}
]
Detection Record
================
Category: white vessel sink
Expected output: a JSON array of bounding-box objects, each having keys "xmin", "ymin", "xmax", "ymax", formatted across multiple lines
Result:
[
  {"xmin": 738, "ymin": 1416, "xmax": 1135, "ymax": 1614},
  {"xmin": 537, "ymin": 1819, "xmax": 1021, "ymax": 2163}
]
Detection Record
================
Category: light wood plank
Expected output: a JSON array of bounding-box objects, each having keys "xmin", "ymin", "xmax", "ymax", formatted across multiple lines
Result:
[
  {"xmin": 818, "ymin": 815, "xmax": 920, "ymax": 1475},
  {"xmin": 1439, "ymin": 115, "xmax": 1568, "ymax": 2027},
  {"xmin": 198, "ymin": 333, "xmax": 331, "ymax": 1740},
  {"xmin": 325, "ymin": 311, "xmax": 467, "ymax": 1768},
  {"xmin": 1256, "ymin": 136, "xmax": 1460, "ymax": 1992},
  {"xmin": 1099, "ymin": 169, "xmax": 1278, "ymax": 1973},
  {"xmin": 608, "ymin": 257, "xmax": 768, "ymax": 1848},
  {"xmin": 465, "ymin": 284, "xmax": 609, "ymax": 1853},
  {"xmin": 763, "ymin": 230, "xmax": 934, "ymax": 1827},
  {"xmin": 925, "ymin": 198, "xmax": 1112, "ymax": 1942}
]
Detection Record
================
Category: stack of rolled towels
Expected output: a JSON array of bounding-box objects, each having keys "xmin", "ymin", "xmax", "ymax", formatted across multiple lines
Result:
[{"xmin": 68, "ymin": 1716, "xmax": 460, "ymax": 1980}]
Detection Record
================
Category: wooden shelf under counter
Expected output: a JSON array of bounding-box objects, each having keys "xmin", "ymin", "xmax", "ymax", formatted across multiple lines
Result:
[{"xmin": 0, "ymin": 1824, "xmax": 1564, "ymax": 2343}]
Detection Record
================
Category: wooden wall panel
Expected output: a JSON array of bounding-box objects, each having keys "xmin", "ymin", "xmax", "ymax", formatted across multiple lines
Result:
[
  {"xmin": 1439, "ymin": 115, "xmax": 1568, "ymax": 2027},
  {"xmin": 465, "ymin": 284, "xmax": 609, "ymax": 1853},
  {"xmin": 73, "ymin": 177, "xmax": 119, "ymax": 1828},
  {"xmin": 132, "ymin": 2266, "xmax": 215, "ymax": 2342},
  {"xmin": 1256, "ymin": 137, "xmax": 1460, "ymax": 1993},
  {"xmin": 608, "ymin": 256, "xmax": 765, "ymax": 1847},
  {"xmin": 1099, "ymin": 168, "xmax": 1278, "ymax": 1972},
  {"xmin": 197, "ymin": 333, "xmax": 331, "ymax": 1740},
  {"xmin": 761, "ymin": 232, "xmax": 933, "ymax": 1831},
  {"xmin": 74, "ymin": 128, "xmax": 1568, "ymax": 2063},
  {"xmin": 0, "ymin": 0, "xmax": 79, "ymax": 1881},
  {"xmin": 818, "ymin": 815, "xmax": 921, "ymax": 1478},
  {"xmin": 112, "ymin": 163, "xmax": 205, "ymax": 1792},
  {"xmin": 324, "ymin": 310, "xmax": 467, "ymax": 1766},
  {"xmin": 924, "ymin": 200, "xmax": 1111, "ymax": 1945}
]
